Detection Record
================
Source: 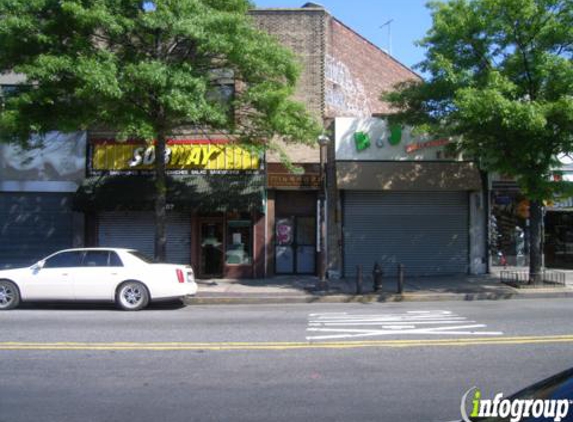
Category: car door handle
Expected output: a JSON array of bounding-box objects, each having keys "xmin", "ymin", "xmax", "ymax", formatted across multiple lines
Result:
[
  {"xmin": 62, "ymin": 273, "xmax": 69, "ymax": 276},
  {"xmin": 111, "ymin": 272, "xmax": 118, "ymax": 275}
]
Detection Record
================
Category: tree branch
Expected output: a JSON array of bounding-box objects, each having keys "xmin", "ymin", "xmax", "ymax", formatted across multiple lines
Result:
[{"xmin": 511, "ymin": 17, "xmax": 537, "ymax": 100}]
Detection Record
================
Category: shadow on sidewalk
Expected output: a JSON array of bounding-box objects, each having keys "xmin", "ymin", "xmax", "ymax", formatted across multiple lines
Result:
[{"xmin": 197, "ymin": 273, "xmax": 523, "ymax": 298}]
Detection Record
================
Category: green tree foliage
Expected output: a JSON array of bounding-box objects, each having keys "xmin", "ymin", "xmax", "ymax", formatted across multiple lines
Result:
[
  {"xmin": 383, "ymin": 0, "xmax": 573, "ymax": 281},
  {"xmin": 0, "ymin": 0, "xmax": 321, "ymax": 260}
]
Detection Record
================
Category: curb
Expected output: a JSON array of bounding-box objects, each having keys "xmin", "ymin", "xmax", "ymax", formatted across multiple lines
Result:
[{"xmin": 184, "ymin": 289, "xmax": 573, "ymax": 305}]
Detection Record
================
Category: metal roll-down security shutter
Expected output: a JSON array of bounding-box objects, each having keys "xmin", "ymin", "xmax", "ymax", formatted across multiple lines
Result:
[
  {"xmin": 98, "ymin": 211, "xmax": 191, "ymax": 264},
  {"xmin": 0, "ymin": 192, "xmax": 74, "ymax": 268},
  {"xmin": 343, "ymin": 192, "xmax": 469, "ymax": 277}
]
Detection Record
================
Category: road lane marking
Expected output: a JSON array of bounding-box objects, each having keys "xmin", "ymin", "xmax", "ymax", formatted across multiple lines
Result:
[
  {"xmin": 2, "ymin": 335, "xmax": 573, "ymax": 351},
  {"xmin": 306, "ymin": 325, "xmax": 503, "ymax": 341},
  {"xmin": 307, "ymin": 310, "xmax": 503, "ymax": 340},
  {"xmin": 309, "ymin": 321, "xmax": 476, "ymax": 326}
]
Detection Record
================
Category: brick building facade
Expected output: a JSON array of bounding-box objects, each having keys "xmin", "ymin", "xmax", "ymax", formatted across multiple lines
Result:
[{"xmin": 252, "ymin": 3, "xmax": 420, "ymax": 278}]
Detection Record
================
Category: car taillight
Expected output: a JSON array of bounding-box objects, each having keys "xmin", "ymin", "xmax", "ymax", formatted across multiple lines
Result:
[{"xmin": 176, "ymin": 269, "xmax": 185, "ymax": 284}]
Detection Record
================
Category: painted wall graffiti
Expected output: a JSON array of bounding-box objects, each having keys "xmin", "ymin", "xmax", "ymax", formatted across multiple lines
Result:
[
  {"xmin": 325, "ymin": 55, "xmax": 371, "ymax": 118},
  {"xmin": 0, "ymin": 132, "xmax": 86, "ymax": 183}
]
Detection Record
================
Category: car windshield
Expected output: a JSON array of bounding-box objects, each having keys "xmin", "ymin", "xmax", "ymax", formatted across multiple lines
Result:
[{"xmin": 127, "ymin": 251, "xmax": 155, "ymax": 264}]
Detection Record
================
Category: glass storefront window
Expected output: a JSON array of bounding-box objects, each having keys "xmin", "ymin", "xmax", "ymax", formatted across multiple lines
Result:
[
  {"xmin": 201, "ymin": 222, "xmax": 224, "ymax": 276},
  {"xmin": 491, "ymin": 184, "xmax": 573, "ymax": 270},
  {"xmin": 296, "ymin": 217, "xmax": 316, "ymax": 245},
  {"xmin": 545, "ymin": 212, "xmax": 573, "ymax": 269},
  {"xmin": 490, "ymin": 191, "xmax": 529, "ymax": 267},
  {"xmin": 226, "ymin": 220, "xmax": 252, "ymax": 265}
]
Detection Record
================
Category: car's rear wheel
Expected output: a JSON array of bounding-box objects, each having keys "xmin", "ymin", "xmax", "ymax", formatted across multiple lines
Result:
[
  {"xmin": 116, "ymin": 281, "xmax": 149, "ymax": 311},
  {"xmin": 0, "ymin": 280, "xmax": 20, "ymax": 310}
]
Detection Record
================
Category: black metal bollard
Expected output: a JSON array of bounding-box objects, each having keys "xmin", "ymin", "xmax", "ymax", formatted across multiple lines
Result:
[
  {"xmin": 372, "ymin": 262, "xmax": 383, "ymax": 292},
  {"xmin": 397, "ymin": 264, "xmax": 404, "ymax": 294},
  {"xmin": 356, "ymin": 265, "xmax": 363, "ymax": 295}
]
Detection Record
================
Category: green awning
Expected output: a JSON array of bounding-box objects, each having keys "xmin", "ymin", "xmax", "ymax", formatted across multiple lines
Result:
[{"xmin": 73, "ymin": 174, "xmax": 265, "ymax": 213}]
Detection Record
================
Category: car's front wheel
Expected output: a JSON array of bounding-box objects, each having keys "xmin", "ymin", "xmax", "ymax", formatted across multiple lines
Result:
[
  {"xmin": 0, "ymin": 280, "xmax": 20, "ymax": 310},
  {"xmin": 116, "ymin": 281, "xmax": 149, "ymax": 311}
]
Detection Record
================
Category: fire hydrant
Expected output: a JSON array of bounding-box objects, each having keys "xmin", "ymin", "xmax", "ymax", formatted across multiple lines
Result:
[{"xmin": 372, "ymin": 262, "xmax": 383, "ymax": 292}]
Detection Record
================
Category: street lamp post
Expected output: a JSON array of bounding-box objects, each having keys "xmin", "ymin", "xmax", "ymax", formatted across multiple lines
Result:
[{"xmin": 317, "ymin": 134, "xmax": 330, "ymax": 290}]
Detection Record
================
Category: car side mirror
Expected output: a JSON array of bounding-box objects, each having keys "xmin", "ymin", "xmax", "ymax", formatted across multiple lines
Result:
[{"xmin": 33, "ymin": 260, "xmax": 45, "ymax": 271}]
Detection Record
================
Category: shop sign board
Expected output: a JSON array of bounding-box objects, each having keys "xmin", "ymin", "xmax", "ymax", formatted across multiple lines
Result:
[
  {"xmin": 88, "ymin": 139, "xmax": 262, "ymax": 176},
  {"xmin": 335, "ymin": 117, "xmax": 462, "ymax": 161},
  {"xmin": 267, "ymin": 174, "xmax": 321, "ymax": 189}
]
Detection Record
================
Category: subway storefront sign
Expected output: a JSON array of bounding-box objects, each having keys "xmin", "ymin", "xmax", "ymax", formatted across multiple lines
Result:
[{"xmin": 89, "ymin": 139, "xmax": 262, "ymax": 175}]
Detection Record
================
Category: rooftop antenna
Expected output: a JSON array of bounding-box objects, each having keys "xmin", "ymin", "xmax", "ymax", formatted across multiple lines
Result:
[{"xmin": 380, "ymin": 19, "xmax": 394, "ymax": 55}]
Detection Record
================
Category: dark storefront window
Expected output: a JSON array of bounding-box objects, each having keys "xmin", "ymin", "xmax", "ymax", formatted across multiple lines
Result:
[
  {"xmin": 200, "ymin": 222, "xmax": 224, "ymax": 277},
  {"xmin": 295, "ymin": 217, "xmax": 316, "ymax": 273},
  {"xmin": 545, "ymin": 212, "xmax": 573, "ymax": 269},
  {"xmin": 226, "ymin": 220, "xmax": 252, "ymax": 265}
]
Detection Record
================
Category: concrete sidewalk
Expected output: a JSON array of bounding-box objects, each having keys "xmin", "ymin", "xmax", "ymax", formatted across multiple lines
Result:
[{"xmin": 185, "ymin": 269, "xmax": 573, "ymax": 305}]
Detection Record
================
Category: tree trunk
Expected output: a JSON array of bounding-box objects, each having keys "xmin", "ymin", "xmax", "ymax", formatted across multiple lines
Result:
[
  {"xmin": 154, "ymin": 132, "xmax": 168, "ymax": 262},
  {"xmin": 529, "ymin": 199, "xmax": 543, "ymax": 284}
]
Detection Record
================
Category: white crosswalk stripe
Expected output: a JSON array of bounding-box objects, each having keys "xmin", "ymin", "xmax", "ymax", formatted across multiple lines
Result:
[{"xmin": 306, "ymin": 310, "xmax": 503, "ymax": 341}]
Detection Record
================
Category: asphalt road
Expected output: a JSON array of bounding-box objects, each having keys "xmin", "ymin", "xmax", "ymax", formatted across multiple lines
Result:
[{"xmin": 1, "ymin": 299, "xmax": 573, "ymax": 422}]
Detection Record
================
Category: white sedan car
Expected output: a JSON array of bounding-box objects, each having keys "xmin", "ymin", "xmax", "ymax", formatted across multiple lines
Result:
[{"xmin": 0, "ymin": 248, "xmax": 197, "ymax": 311}]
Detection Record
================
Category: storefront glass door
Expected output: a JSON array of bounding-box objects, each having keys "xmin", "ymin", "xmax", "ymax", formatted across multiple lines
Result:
[
  {"xmin": 200, "ymin": 221, "xmax": 224, "ymax": 277},
  {"xmin": 275, "ymin": 217, "xmax": 316, "ymax": 275}
]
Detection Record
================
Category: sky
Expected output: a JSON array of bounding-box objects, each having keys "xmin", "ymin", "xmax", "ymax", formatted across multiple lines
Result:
[{"xmin": 253, "ymin": 0, "xmax": 434, "ymax": 71}]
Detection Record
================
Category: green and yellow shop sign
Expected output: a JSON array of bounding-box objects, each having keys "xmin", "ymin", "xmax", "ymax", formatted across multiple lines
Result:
[{"xmin": 89, "ymin": 139, "xmax": 262, "ymax": 176}]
